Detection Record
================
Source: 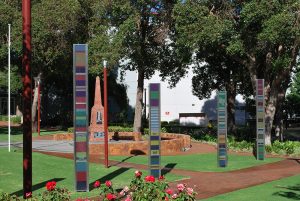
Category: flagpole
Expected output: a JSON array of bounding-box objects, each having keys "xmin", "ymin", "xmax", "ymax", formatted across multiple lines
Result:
[{"xmin": 8, "ymin": 24, "xmax": 11, "ymax": 153}]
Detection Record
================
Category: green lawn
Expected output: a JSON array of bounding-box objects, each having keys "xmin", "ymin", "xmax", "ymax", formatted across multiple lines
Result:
[
  {"xmin": 110, "ymin": 153, "xmax": 282, "ymax": 172},
  {"xmin": 202, "ymin": 173, "xmax": 300, "ymax": 201},
  {"xmin": 0, "ymin": 148, "xmax": 186, "ymax": 199},
  {"xmin": 0, "ymin": 126, "xmax": 65, "ymax": 142}
]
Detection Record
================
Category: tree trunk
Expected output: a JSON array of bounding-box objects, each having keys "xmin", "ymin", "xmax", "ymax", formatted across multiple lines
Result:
[
  {"xmin": 265, "ymin": 97, "xmax": 276, "ymax": 145},
  {"xmin": 32, "ymin": 83, "xmax": 38, "ymax": 132},
  {"xmin": 227, "ymin": 80, "xmax": 237, "ymax": 134},
  {"xmin": 32, "ymin": 73, "xmax": 41, "ymax": 132},
  {"xmin": 133, "ymin": 69, "xmax": 145, "ymax": 133}
]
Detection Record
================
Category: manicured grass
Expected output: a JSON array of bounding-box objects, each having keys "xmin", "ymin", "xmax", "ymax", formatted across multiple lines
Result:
[
  {"xmin": 110, "ymin": 153, "xmax": 282, "ymax": 172},
  {"xmin": 0, "ymin": 126, "xmax": 66, "ymax": 142},
  {"xmin": 0, "ymin": 148, "xmax": 186, "ymax": 199},
  {"xmin": 202, "ymin": 173, "xmax": 300, "ymax": 201}
]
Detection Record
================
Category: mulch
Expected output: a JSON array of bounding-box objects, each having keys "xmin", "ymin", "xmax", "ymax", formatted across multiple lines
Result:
[{"xmin": 35, "ymin": 142, "xmax": 300, "ymax": 200}]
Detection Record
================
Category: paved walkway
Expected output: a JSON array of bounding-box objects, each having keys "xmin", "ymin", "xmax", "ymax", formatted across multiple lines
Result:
[{"xmin": 0, "ymin": 140, "xmax": 73, "ymax": 153}]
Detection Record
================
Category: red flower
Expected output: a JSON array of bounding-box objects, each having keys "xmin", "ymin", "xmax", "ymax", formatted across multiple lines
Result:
[
  {"xmin": 145, "ymin": 175, "xmax": 155, "ymax": 182},
  {"xmin": 25, "ymin": 192, "xmax": 32, "ymax": 198},
  {"xmin": 165, "ymin": 188, "xmax": 173, "ymax": 195},
  {"xmin": 134, "ymin": 170, "xmax": 142, "ymax": 178},
  {"xmin": 46, "ymin": 181, "xmax": 56, "ymax": 191},
  {"xmin": 106, "ymin": 193, "xmax": 117, "ymax": 201},
  {"xmin": 105, "ymin": 180, "xmax": 112, "ymax": 187},
  {"xmin": 159, "ymin": 175, "xmax": 165, "ymax": 180},
  {"xmin": 93, "ymin": 180, "xmax": 100, "ymax": 188}
]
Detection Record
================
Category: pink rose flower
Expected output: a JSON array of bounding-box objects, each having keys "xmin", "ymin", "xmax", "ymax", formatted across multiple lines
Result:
[
  {"xmin": 25, "ymin": 192, "xmax": 32, "ymax": 198},
  {"xmin": 123, "ymin": 186, "xmax": 129, "ymax": 192},
  {"xmin": 187, "ymin": 187, "xmax": 194, "ymax": 195},
  {"xmin": 177, "ymin": 183, "xmax": 185, "ymax": 192},
  {"xmin": 124, "ymin": 195, "xmax": 132, "ymax": 201},
  {"xmin": 119, "ymin": 190, "xmax": 125, "ymax": 196},
  {"xmin": 172, "ymin": 193, "xmax": 178, "ymax": 199}
]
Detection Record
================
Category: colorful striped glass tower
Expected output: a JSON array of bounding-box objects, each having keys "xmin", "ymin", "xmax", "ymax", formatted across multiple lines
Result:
[
  {"xmin": 73, "ymin": 44, "xmax": 89, "ymax": 191},
  {"xmin": 149, "ymin": 83, "xmax": 161, "ymax": 178},
  {"xmin": 217, "ymin": 91, "xmax": 227, "ymax": 167},
  {"xmin": 256, "ymin": 79, "xmax": 265, "ymax": 160}
]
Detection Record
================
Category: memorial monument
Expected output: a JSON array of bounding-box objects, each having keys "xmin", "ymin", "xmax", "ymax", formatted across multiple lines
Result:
[{"xmin": 89, "ymin": 76, "xmax": 105, "ymax": 141}]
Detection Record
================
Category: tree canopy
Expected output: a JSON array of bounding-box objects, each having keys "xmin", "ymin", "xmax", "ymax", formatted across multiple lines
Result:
[{"xmin": 172, "ymin": 0, "xmax": 300, "ymax": 144}]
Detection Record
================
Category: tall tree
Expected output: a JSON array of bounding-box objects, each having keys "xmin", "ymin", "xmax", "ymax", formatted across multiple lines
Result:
[
  {"xmin": 89, "ymin": 0, "xmax": 183, "ymax": 132},
  {"xmin": 173, "ymin": 0, "xmax": 300, "ymax": 144},
  {"xmin": 4, "ymin": 0, "xmax": 88, "ymax": 129}
]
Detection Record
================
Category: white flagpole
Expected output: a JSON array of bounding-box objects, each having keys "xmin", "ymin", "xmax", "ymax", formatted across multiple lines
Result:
[{"xmin": 8, "ymin": 24, "xmax": 11, "ymax": 152}]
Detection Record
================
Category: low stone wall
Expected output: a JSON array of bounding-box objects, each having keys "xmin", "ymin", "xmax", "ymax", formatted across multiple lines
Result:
[
  {"xmin": 52, "ymin": 132, "xmax": 142, "ymax": 141},
  {"xmin": 89, "ymin": 133, "xmax": 191, "ymax": 155},
  {"xmin": 51, "ymin": 132, "xmax": 191, "ymax": 155},
  {"xmin": 161, "ymin": 133, "xmax": 191, "ymax": 149}
]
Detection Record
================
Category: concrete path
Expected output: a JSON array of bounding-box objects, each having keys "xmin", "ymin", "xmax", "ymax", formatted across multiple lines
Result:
[{"xmin": 0, "ymin": 140, "xmax": 74, "ymax": 153}]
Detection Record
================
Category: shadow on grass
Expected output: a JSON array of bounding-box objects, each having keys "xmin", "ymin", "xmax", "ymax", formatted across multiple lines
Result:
[
  {"xmin": 109, "ymin": 156, "xmax": 135, "ymax": 167},
  {"xmin": 273, "ymin": 184, "xmax": 300, "ymax": 200},
  {"xmin": 10, "ymin": 178, "xmax": 65, "ymax": 197},
  {"xmin": 89, "ymin": 167, "xmax": 130, "ymax": 191},
  {"xmin": 161, "ymin": 163, "xmax": 177, "ymax": 176}
]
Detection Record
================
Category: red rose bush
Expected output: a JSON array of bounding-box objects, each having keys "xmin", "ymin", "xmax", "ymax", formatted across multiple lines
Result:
[{"xmin": 93, "ymin": 170, "xmax": 196, "ymax": 201}]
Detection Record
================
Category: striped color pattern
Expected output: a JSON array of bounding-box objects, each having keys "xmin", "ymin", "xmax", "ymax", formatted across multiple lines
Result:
[
  {"xmin": 149, "ymin": 83, "xmax": 161, "ymax": 178},
  {"xmin": 73, "ymin": 44, "xmax": 89, "ymax": 191},
  {"xmin": 217, "ymin": 91, "xmax": 227, "ymax": 167},
  {"xmin": 256, "ymin": 79, "xmax": 265, "ymax": 160}
]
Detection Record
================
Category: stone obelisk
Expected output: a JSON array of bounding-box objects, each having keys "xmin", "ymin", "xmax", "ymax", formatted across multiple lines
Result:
[{"xmin": 89, "ymin": 76, "xmax": 105, "ymax": 141}]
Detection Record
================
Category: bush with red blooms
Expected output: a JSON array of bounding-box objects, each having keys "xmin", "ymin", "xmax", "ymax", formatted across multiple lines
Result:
[
  {"xmin": 46, "ymin": 181, "xmax": 56, "ymax": 191},
  {"xmin": 38, "ymin": 180, "xmax": 70, "ymax": 201},
  {"xmin": 0, "ymin": 181, "xmax": 70, "ymax": 201},
  {"xmin": 93, "ymin": 170, "xmax": 196, "ymax": 201}
]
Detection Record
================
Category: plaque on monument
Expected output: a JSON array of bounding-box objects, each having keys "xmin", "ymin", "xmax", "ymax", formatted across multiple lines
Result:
[{"xmin": 89, "ymin": 76, "xmax": 105, "ymax": 141}]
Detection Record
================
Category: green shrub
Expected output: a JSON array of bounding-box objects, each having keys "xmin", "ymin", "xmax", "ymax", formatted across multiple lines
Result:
[
  {"xmin": 227, "ymin": 139, "xmax": 254, "ymax": 152},
  {"xmin": 0, "ymin": 115, "xmax": 21, "ymax": 124},
  {"xmin": 0, "ymin": 115, "xmax": 8, "ymax": 121},
  {"xmin": 161, "ymin": 127, "xmax": 167, "ymax": 133},
  {"xmin": 271, "ymin": 140, "xmax": 300, "ymax": 155},
  {"xmin": 67, "ymin": 127, "xmax": 74, "ymax": 133},
  {"xmin": 108, "ymin": 126, "xmax": 133, "ymax": 132},
  {"xmin": 265, "ymin": 145, "xmax": 273, "ymax": 153},
  {"xmin": 11, "ymin": 116, "xmax": 21, "ymax": 124}
]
